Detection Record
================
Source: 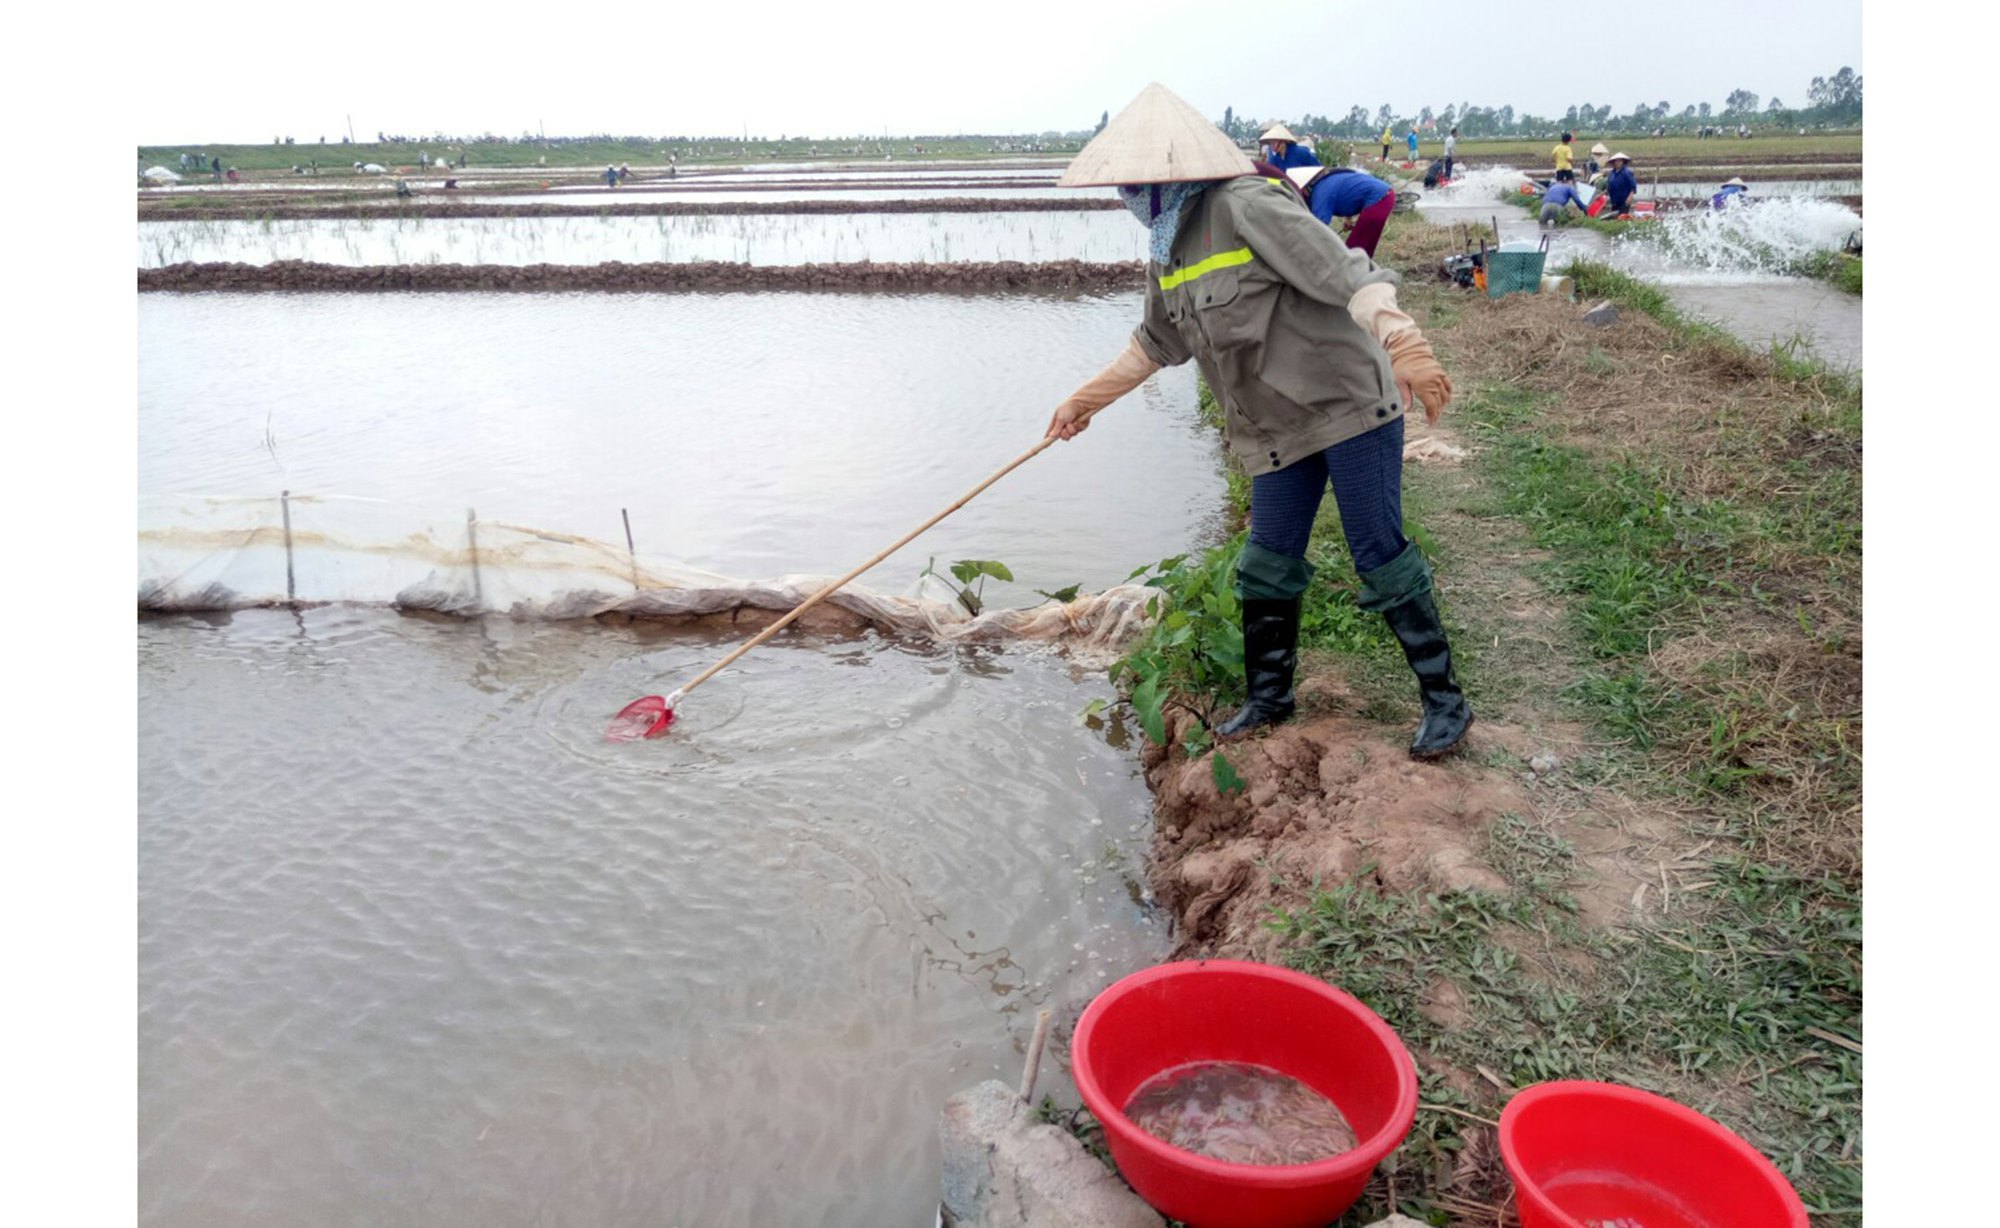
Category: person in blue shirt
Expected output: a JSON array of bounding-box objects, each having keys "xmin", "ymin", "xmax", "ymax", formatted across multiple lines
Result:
[
  {"xmin": 1285, "ymin": 165, "xmax": 1397, "ymax": 256},
  {"xmin": 1539, "ymin": 180, "xmax": 1587, "ymax": 226},
  {"xmin": 1711, "ymin": 176, "xmax": 1750, "ymax": 210},
  {"xmin": 1258, "ymin": 122, "xmax": 1321, "ymax": 171},
  {"xmin": 1406, "ymin": 129, "xmax": 1419, "ymax": 161},
  {"xmin": 1600, "ymin": 152, "xmax": 1638, "ymax": 217}
]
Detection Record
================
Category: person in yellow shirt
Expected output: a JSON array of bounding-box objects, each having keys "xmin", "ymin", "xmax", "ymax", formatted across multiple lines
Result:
[
  {"xmin": 1381, "ymin": 124, "xmax": 1395, "ymax": 161},
  {"xmin": 1551, "ymin": 132, "xmax": 1576, "ymax": 181}
]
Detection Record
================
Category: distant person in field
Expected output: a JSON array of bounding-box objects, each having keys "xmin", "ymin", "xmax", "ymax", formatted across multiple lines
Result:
[
  {"xmin": 211, "ymin": 156, "xmax": 222, "ymax": 181},
  {"xmin": 1538, "ymin": 179, "xmax": 1587, "ymax": 225},
  {"xmin": 1586, "ymin": 142, "xmax": 1609, "ymax": 178},
  {"xmin": 1711, "ymin": 176, "xmax": 1750, "ymax": 210},
  {"xmin": 1380, "ymin": 123, "xmax": 1394, "ymax": 160},
  {"xmin": 604, "ymin": 165, "xmax": 619, "ymax": 187},
  {"xmin": 1406, "ymin": 129, "xmax": 1419, "ymax": 162},
  {"xmin": 1258, "ymin": 123, "xmax": 1320, "ymax": 171},
  {"xmin": 1551, "ymin": 133, "xmax": 1574, "ymax": 181},
  {"xmin": 1286, "ymin": 165, "xmax": 1396, "ymax": 257},
  {"xmin": 1598, "ymin": 152, "xmax": 1638, "ymax": 217},
  {"xmin": 1443, "ymin": 127, "xmax": 1458, "ymax": 180}
]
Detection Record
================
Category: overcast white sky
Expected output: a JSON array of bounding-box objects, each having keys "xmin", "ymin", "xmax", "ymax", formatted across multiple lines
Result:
[{"xmin": 122, "ymin": 0, "xmax": 1861, "ymax": 143}]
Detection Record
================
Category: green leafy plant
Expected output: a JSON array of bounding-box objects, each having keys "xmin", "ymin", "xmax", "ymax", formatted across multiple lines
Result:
[
  {"xmin": 919, "ymin": 556, "xmax": 1015, "ymax": 615},
  {"xmin": 1212, "ymin": 750, "xmax": 1247, "ymax": 797},
  {"xmin": 1110, "ymin": 541, "xmax": 1248, "ymax": 741}
]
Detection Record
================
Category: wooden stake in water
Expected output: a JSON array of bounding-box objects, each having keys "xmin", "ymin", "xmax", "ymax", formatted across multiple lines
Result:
[
  {"xmin": 466, "ymin": 508, "xmax": 484, "ymax": 611},
  {"xmin": 1019, "ymin": 1008, "xmax": 1053, "ymax": 1105},
  {"xmin": 621, "ymin": 507, "xmax": 640, "ymax": 594},
  {"xmin": 280, "ymin": 489, "xmax": 296, "ymax": 606}
]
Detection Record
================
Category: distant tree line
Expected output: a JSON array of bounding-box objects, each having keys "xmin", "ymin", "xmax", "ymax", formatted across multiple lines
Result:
[{"xmin": 1214, "ymin": 66, "xmax": 1860, "ymax": 141}]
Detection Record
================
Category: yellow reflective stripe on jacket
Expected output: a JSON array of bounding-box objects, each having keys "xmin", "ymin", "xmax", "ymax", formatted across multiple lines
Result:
[{"xmin": 1158, "ymin": 246, "xmax": 1253, "ymax": 292}]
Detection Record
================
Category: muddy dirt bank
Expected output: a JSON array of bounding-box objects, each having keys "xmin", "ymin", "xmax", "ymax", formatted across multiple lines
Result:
[
  {"xmin": 1138, "ymin": 706, "xmax": 1545, "ymax": 959},
  {"xmin": 138, "ymin": 258, "xmax": 1147, "ymax": 294},
  {"xmin": 138, "ymin": 196, "xmax": 1120, "ymax": 223}
]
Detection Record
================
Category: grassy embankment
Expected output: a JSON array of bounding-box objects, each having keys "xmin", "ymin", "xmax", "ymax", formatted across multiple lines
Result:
[
  {"xmin": 1055, "ymin": 212, "xmax": 1862, "ymax": 1223},
  {"xmin": 138, "ymin": 136, "xmax": 1057, "ymax": 175},
  {"xmin": 1419, "ymin": 132, "xmax": 1861, "ymax": 163}
]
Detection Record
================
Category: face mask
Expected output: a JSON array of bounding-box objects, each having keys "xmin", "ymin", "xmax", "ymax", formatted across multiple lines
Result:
[{"xmin": 1119, "ymin": 181, "xmax": 1211, "ymax": 264}]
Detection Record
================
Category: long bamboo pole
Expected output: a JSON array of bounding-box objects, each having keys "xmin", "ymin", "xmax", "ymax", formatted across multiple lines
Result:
[{"xmin": 659, "ymin": 414, "xmax": 1092, "ymax": 707}]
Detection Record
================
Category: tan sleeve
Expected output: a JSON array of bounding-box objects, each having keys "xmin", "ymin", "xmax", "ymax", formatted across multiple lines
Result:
[
  {"xmin": 1060, "ymin": 336, "xmax": 1162, "ymax": 417},
  {"xmin": 1234, "ymin": 179, "xmax": 1398, "ymax": 310},
  {"xmin": 1346, "ymin": 281, "xmax": 1419, "ymax": 345}
]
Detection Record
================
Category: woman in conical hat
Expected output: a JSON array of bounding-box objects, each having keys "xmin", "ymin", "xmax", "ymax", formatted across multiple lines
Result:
[
  {"xmin": 1258, "ymin": 121, "xmax": 1320, "ymax": 171},
  {"xmin": 1046, "ymin": 83, "xmax": 1471, "ymax": 759}
]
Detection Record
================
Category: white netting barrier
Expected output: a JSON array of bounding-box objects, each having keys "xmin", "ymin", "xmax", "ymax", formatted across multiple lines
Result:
[{"xmin": 138, "ymin": 493, "xmax": 1160, "ymax": 661}]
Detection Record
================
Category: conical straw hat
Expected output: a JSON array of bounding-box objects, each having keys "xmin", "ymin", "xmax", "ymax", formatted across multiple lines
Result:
[
  {"xmin": 1284, "ymin": 165, "xmax": 1328, "ymax": 192},
  {"xmin": 1259, "ymin": 122, "xmax": 1301, "ymax": 144},
  {"xmin": 1059, "ymin": 83, "xmax": 1257, "ymax": 187}
]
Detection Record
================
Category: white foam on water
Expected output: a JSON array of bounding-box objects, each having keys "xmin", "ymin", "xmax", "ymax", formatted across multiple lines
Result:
[
  {"xmin": 1411, "ymin": 163, "xmax": 1537, "ymax": 206},
  {"xmin": 1609, "ymin": 196, "xmax": 1861, "ymax": 284}
]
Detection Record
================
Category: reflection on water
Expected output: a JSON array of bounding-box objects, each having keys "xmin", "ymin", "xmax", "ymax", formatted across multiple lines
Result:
[
  {"xmin": 137, "ymin": 291, "xmax": 1225, "ymax": 597},
  {"xmin": 138, "ymin": 606, "xmax": 1166, "ymax": 1227}
]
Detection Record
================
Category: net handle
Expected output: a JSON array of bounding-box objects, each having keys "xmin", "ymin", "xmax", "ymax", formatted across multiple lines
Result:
[{"xmin": 669, "ymin": 412, "xmax": 1094, "ymax": 703}]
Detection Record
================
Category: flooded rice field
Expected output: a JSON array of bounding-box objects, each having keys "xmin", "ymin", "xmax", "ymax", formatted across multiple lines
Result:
[
  {"xmin": 139, "ymin": 209, "xmax": 1144, "ymax": 267},
  {"xmin": 138, "ymin": 277, "xmax": 1215, "ymax": 1224},
  {"xmin": 138, "ymin": 290, "xmax": 1218, "ymax": 589},
  {"xmin": 1419, "ymin": 168, "xmax": 1862, "ymax": 369},
  {"xmin": 139, "ymin": 605, "xmax": 1164, "ymax": 1226},
  {"xmin": 455, "ymin": 185, "xmax": 1089, "ymax": 207}
]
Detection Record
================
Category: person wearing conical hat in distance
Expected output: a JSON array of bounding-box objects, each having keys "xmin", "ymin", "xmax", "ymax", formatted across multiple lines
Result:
[
  {"xmin": 1586, "ymin": 142, "xmax": 1610, "ymax": 181},
  {"xmin": 1259, "ymin": 122, "xmax": 1320, "ymax": 171},
  {"xmin": 1380, "ymin": 122, "xmax": 1395, "ymax": 162},
  {"xmin": 1711, "ymin": 176, "xmax": 1750, "ymax": 210},
  {"xmin": 1598, "ymin": 152, "xmax": 1639, "ymax": 219},
  {"xmin": 1045, "ymin": 84, "xmax": 1472, "ymax": 759},
  {"xmin": 1285, "ymin": 165, "xmax": 1396, "ymax": 258}
]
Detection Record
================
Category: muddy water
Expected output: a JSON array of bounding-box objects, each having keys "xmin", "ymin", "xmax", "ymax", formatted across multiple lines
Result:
[
  {"xmin": 1418, "ymin": 171, "xmax": 1861, "ymax": 369},
  {"xmin": 138, "ymin": 605, "xmax": 1164, "ymax": 1226},
  {"xmin": 138, "ymin": 290, "xmax": 1219, "ymax": 602},
  {"xmin": 138, "ymin": 210, "xmax": 1144, "ymax": 267}
]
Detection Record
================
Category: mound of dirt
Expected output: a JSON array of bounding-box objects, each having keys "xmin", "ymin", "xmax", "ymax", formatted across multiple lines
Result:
[
  {"xmin": 137, "ymin": 259, "xmax": 1147, "ymax": 294},
  {"xmin": 136, "ymin": 197, "xmax": 1123, "ymax": 222},
  {"xmin": 1140, "ymin": 704, "xmax": 1537, "ymax": 958}
]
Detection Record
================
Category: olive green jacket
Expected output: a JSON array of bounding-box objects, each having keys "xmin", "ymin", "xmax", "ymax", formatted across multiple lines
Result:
[{"xmin": 1131, "ymin": 175, "xmax": 1402, "ymax": 473}]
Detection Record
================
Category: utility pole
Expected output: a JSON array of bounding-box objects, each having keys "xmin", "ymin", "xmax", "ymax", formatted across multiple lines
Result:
[{"xmin": 346, "ymin": 113, "xmax": 354, "ymax": 144}]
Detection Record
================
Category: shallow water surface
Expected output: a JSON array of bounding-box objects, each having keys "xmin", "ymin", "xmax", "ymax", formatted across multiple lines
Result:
[
  {"xmin": 138, "ymin": 209, "xmax": 1143, "ymax": 268},
  {"xmin": 138, "ymin": 291, "xmax": 1222, "ymax": 597},
  {"xmin": 138, "ymin": 606, "xmax": 1165, "ymax": 1226}
]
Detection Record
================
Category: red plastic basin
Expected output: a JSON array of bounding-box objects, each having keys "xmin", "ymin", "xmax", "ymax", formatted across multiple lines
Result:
[
  {"xmin": 1071, "ymin": 960, "xmax": 1417, "ymax": 1228},
  {"xmin": 1500, "ymin": 1081, "xmax": 1809, "ymax": 1228}
]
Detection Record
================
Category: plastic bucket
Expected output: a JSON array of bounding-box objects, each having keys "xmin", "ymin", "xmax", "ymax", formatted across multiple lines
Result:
[
  {"xmin": 1071, "ymin": 960, "xmax": 1417, "ymax": 1228},
  {"xmin": 1500, "ymin": 1081, "xmax": 1809, "ymax": 1228}
]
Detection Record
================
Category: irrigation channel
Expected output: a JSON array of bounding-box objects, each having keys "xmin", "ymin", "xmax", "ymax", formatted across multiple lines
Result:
[
  {"xmin": 138, "ymin": 158, "xmax": 1860, "ymax": 1226},
  {"xmin": 139, "ymin": 286, "xmax": 1215, "ymax": 1226},
  {"xmin": 1417, "ymin": 165, "xmax": 1862, "ymax": 368}
]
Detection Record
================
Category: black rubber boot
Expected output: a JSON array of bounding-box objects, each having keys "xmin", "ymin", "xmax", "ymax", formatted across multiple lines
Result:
[
  {"xmin": 1380, "ymin": 589, "xmax": 1473, "ymax": 759},
  {"xmin": 1216, "ymin": 597, "xmax": 1301, "ymax": 738}
]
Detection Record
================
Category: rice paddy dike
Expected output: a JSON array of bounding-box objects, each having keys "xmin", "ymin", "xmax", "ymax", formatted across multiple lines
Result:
[{"xmin": 138, "ymin": 151, "xmax": 1862, "ymax": 1226}]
